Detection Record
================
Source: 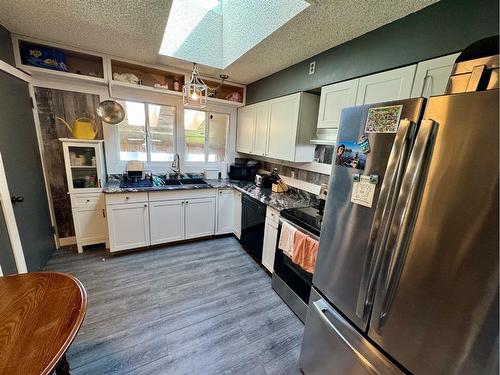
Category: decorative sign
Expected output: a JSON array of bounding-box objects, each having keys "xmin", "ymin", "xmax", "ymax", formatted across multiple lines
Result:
[
  {"xmin": 365, "ymin": 105, "xmax": 403, "ymax": 133},
  {"xmin": 351, "ymin": 175, "xmax": 376, "ymax": 208}
]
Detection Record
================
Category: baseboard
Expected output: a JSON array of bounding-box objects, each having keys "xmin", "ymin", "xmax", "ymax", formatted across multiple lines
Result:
[{"xmin": 59, "ymin": 236, "xmax": 76, "ymax": 247}]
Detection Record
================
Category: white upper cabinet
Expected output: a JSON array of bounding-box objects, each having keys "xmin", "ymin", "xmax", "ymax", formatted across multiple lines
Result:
[
  {"xmin": 317, "ymin": 79, "xmax": 359, "ymax": 129},
  {"xmin": 236, "ymin": 92, "xmax": 319, "ymax": 162},
  {"xmin": 267, "ymin": 92, "xmax": 319, "ymax": 162},
  {"xmin": 355, "ymin": 65, "xmax": 417, "ymax": 105},
  {"xmin": 411, "ymin": 53, "xmax": 460, "ymax": 98},
  {"xmin": 267, "ymin": 93, "xmax": 301, "ymax": 160},
  {"xmin": 236, "ymin": 105, "xmax": 256, "ymax": 154},
  {"xmin": 253, "ymin": 101, "xmax": 270, "ymax": 156}
]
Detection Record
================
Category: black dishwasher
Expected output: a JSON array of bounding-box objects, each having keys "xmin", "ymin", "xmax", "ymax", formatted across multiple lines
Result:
[{"xmin": 240, "ymin": 194, "xmax": 266, "ymax": 263}]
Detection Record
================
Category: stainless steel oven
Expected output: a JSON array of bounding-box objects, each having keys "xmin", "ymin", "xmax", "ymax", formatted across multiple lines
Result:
[{"xmin": 272, "ymin": 206, "xmax": 322, "ymax": 323}]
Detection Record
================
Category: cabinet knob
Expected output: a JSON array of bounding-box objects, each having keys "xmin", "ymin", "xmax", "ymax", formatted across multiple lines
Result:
[
  {"xmin": 125, "ymin": 196, "xmax": 130, "ymax": 200},
  {"xmin": 86, "ymin": 199, "xmax": 90, "ymax": 202},
  {"xmin": 144, "ymin": 204, "xmax": 147, "ymax": 207}
]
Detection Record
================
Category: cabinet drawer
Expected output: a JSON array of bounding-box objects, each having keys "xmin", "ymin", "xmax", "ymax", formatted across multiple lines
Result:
[
  {"xmin": 148, "ymin": 189, "xmax": 216, "ymax": 202},
  {"xmin": 105, "ymin": 192, "xmax": 148, "ymax": 205},
  {"xmin": 71, "ymin": 193, "xmax": 105, "ymax": 209},
  {"xmin": 266, "ymin": 206, "xmax": 280, "ymax": 223}
]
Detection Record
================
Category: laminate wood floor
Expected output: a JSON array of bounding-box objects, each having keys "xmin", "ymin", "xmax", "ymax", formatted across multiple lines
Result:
[{"xmin": 44, "ymin": 236, "xmax": 304, "ymax": 375}]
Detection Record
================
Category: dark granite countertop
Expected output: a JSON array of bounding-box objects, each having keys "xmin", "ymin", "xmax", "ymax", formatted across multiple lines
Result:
[{"xmin": 103, "ymin": 178, "xmax": 318, "ymax": 211}]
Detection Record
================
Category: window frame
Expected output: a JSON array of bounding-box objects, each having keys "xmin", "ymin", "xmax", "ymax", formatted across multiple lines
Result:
[
  {"xmin": 103, "ymin": 90, "xmax": 237, "ymax": 175},
  {"xmin": 184, "ymin": 109, "xmax": 229, "ymax": 164}
]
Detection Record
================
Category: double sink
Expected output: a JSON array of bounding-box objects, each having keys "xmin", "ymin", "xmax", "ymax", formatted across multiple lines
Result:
[{"xmin": 155, "ymin": 175, "xmax": 208, "ymax": 187}]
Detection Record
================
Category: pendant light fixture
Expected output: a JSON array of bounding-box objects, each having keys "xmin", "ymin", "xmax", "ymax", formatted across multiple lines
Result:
[{"xmin": 183, "ymin": 63, "xmax": 228, "ymax": 108}]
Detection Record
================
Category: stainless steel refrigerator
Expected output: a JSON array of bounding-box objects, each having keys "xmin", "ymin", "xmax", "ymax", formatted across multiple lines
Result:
[{"xmin": 299, "ymin": 89, "xmax": 499, "ymax": 374}]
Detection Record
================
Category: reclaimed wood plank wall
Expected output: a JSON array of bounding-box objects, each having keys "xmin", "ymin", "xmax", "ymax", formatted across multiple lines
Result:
[{"xmin": 34, "ymin": 87, "xmax": 103, "ymax": 239}]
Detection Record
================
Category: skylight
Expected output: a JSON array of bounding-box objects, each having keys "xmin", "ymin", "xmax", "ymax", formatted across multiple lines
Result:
[{"xmin": 159, "ymin": 0, "xmax": 309, "ymax": 69}]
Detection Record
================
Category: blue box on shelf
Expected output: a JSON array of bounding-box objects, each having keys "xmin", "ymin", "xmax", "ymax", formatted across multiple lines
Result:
[{"xmin": 20, "ymin": 43, "xmax": 68, "ymax": 72}]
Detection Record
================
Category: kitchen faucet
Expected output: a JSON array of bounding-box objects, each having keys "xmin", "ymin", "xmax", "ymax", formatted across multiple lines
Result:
[{"xmin": 171, "ymin": 153, "xmax": 181, "ymax": 177}]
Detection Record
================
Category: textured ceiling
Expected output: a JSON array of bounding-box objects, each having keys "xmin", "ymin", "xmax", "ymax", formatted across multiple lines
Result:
[{"xmin": 0, "ymin": 0, "xmax": 438, "ymax": 84}]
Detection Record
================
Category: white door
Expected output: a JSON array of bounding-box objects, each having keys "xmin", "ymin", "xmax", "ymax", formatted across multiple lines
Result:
[
  {"xmin": 185, "ymin": 198, "xmax": 216, "ymax": 239},
  {"xmin": 355, "ymin": 65, "xmax": 417, "ymax": 105},
  {"xmin": 317, "ymin": 79, "xmax": 359, "ymax": 129},
  {"xmin": 262, "ymin": 217, "xmax": 278, "ymax": 272},
  {"xmin": 73, "ymin": 208, "xmax": 107, "ymax": 242},
  {"xmin": 253, "ymin": 101, "xmax": 270, "ymax": 156},
  {"xmin": 233, "ymin": 190, "xmax": 242, "ymax": 239},
  {"xmin": 267, "ymin": 93, "xmax": 300, "ymax": 161},
  {"xmin": 411, "ymin": 53, "xmax": 460, "ymax": 98},
  {"xmin": 149, "ymin": 200, "xmax": 184, "ymax": 245},
  {"xmin": 107, "ymin": 202, "xmax": 150, "ymax": 252},
  {"xmin": 216, "ymin": 189, "xmax": 234, "ymax": 235},
  {"xmin": 236, "ymin": 105, "xmax": 256, "ymax": 154}
]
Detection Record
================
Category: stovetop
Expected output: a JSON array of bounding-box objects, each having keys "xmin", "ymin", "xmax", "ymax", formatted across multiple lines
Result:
[{"xmin": 280, "ymin": 205, "xmax": 323, "ymax": 237}]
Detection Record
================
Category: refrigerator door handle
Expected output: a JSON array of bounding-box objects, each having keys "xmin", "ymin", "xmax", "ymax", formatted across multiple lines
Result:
[
  {"xmin": 373, "ymin": 119, "xmax": 437, "ymax": 331},
  {"xmin": 312, "ymin": 298, "xmax": 379, "ymax": 374},
  {"xmin": 356, "ymin": 119, "xmax": 416, "ymax": 320}
]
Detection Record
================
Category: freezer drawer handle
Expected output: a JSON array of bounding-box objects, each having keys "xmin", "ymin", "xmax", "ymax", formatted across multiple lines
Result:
[
  {"xmin": 356, "ymin": 120, "xmax": 416, "ymax": 321},
  {"xmin": 313, "ymin": 299, "xmax": 379, "ymax": 374},
  {"xmin": 374, "ymin": 119, "xmax": 437, "ymax": 331}
]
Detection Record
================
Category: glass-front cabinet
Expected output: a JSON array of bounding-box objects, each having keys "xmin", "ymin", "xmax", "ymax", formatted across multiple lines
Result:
[{"xmin": 60, "ymin": 139, "xmax": 105, "ymax": 193}]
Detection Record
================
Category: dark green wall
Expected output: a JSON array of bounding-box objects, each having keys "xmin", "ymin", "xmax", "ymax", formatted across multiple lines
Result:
[
  {"xmin": 247, "ymin": 0, "xmax": 499, "ymax": 104},
  {"xmin": 0, "ymin": 25, "xmax": 14, "ymax": 66}
]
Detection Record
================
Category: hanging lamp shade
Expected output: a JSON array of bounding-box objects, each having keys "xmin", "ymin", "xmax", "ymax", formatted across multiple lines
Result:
[{"xmin": 183, "ymin": 63, "xmax": 208, "ymax": 108}]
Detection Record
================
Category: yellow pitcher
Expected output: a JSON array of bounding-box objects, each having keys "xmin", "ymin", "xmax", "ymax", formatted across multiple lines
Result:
[{"xmin": 56, "ymin": 116, "xmax": 97, "ymax": 140}]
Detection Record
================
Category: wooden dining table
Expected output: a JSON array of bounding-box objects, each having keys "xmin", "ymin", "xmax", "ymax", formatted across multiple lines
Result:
[{"xmin": 0, "ymin": 272, "xmax": 87, "ymax": 375}]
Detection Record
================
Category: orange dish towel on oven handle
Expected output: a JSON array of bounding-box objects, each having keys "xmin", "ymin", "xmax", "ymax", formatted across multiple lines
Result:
[{"xmin": 291, "ymin": 231, "xmax": 319, "ymax": 274}]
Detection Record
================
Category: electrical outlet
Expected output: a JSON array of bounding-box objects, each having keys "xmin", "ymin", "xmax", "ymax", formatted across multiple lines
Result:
[
  {"xmin": 309, "ymin": 61, "xmax": 316, "ymax": 75},
  {"xmin": 291, "ymin": 171, "xmax": 295, "ymax": 179}
]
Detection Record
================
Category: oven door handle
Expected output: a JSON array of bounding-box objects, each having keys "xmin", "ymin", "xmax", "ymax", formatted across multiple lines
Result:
[{"xmin": 279, "ymin": 217, "xmax": 320, "ymax": 241}]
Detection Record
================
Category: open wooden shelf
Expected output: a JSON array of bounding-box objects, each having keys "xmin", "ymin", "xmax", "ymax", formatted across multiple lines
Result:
[
  {"xmin": 203, "ymin": 78, "xmax": 244, "ymax": 103},
  {"xmin": 18, "ymin": 40, "xmax": 104, "ymax": 79},
  {"xmin": 111, "ymin": 59, "xmax": 185, "ymax": 93}
]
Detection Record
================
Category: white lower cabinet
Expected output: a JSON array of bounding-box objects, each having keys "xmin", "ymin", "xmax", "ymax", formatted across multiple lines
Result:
[
  {"xmin": 70, "ymin": 192, "xmax": 108, "ymax": 253},
  {"xmin": 149, "ymin": 200, "xmax": 185, "ymax": 245},
  {"xmin": 233, "ymin": 190, "xmax": 242, "ymax": 239},
  {"xmin": 262, "ymin": 216, "xmax": 279, "ymax": 272},
  {"xmin": 106, "ymin": 201, "xmax": 150, "ymax": 252},
  {"xmin": 185, "ymin": 198, "xmax": 216, "ymax": 239},
  {"xmin": 216, "ymin": 189, "xmax": 234, "ymax": 235}
]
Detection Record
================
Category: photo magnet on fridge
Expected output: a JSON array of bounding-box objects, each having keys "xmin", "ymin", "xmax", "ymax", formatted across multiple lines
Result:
[
  {"xmin": 335, "ymin": 141, "xmax": 366, "ymax": 170},
  {"xmin": 364, "ymin": 104, "xmax": 403, "ymax": 133}
]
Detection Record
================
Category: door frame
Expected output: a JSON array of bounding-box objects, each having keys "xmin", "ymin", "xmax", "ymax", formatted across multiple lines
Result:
[
  {"xmin": 0, "ymin": 59, "xmax": 59, "ymax": 248},
  {"xmin": 0, "ymin": 153, "xmax": 27, "ymax": 273}
]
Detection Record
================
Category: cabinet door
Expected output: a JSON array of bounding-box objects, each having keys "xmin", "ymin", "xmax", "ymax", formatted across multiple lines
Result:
[
  {"xmin": 267, "ymin": 93, "xmax": 300, "ymax": 161},
  {"xmin": 411, "ymin": 53, "xmax": 460, "ymax": 98},
  {"xmin": 149, "ymin": 200, "xmax": 184, "ymax": 245},
  {"xmin": 262, "ymin": 217, "xmax": 278, "ymax": 272},
  {"xmin": 185, "ymin": 198, "xmax": 216, "ymax": 239},
  {"xmin": 236, "ymin": 105, "xmax": 256, "ymax": 154},
  {"xmin": 216, "ymin": 189, "xmax": 234, "ymax": 235},
  {"xmin": 317, "ymin": 79, "xmax": 358, "ymax": 129},
  {"xmin": 107, "ymin": 202, "xmax": 150, "ymax": 252},
  {"xmin": 233, "ymin": 190, "xmax": 242, "ymax": 239},
  {"xmin": 62, "ymin": 142, "xmax": 104, "ymax": 194},
  {"xmin": 73, "ymin": 207, "xmax": 107, "ymax": 242},
  {"xmin": 356, "ymin": 65, "xmax": 417, "ymax": 105},
  {"xmin": 253, "ymin": 101, "xmax": 270, "ymax": 156}
]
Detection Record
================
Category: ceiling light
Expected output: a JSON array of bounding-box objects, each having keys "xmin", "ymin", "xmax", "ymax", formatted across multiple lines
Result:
[{"xmin": 183, "ymin": 63, "xmax": 228, "ymax": 108}]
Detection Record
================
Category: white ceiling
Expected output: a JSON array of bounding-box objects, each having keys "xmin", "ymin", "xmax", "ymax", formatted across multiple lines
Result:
[{"xmin": 0, "ymin": 0, "xmax": 438, "ymax": 84}]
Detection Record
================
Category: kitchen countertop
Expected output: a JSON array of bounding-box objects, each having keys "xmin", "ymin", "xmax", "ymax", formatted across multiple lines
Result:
[{"xmin": 103, "ymin": 178, "xmax": 318, "ymax": 211}]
